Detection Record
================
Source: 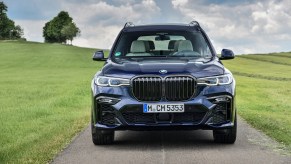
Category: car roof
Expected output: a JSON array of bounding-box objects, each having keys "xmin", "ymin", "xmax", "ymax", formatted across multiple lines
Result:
[{"xmin": 122, "ymin": 23, "xmax": 201, "ymax": 32}]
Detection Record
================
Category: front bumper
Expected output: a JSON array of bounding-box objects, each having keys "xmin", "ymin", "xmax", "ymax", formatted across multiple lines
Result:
[{"xmin": 91, "ymin": 83, "xmax": 236, "ymax": 131}]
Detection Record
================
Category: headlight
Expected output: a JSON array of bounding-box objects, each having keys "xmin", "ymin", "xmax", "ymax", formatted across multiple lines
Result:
[
  {"xmin": 197, "ymin": 74, "xmax": 232, "ymax": 85},
  {"xmin": 95, "ymin": 76, "xmax": 130, "ymax": 87}
]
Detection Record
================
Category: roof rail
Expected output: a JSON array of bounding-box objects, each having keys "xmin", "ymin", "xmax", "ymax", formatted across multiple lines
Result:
[
  {"xmin": 124, "ymin": 22, "xmax": 135, "ymax": 28},
  {"xmin": 189, "ymin": 21, "xmax": 200, "ymax": 27}
]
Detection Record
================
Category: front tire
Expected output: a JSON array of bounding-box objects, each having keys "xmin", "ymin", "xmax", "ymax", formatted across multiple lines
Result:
[
  {"xmin": 91, "ymin": 118, "xmax": 114, "ymax": 145},
  {"xmin": 213, "ymin": 114, "xmax": 237, "ymax": 144}
]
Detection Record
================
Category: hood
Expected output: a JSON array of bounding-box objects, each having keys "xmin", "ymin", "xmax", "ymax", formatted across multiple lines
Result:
[{"xmin": 101, "ymin": 59, "xmax": 224, "ymax": 79}]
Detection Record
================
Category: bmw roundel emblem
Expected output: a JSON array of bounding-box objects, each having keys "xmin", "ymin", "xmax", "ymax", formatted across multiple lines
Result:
[{"xmin": 159, "ymin": 69, "xmax": 167, "ymax": 74}]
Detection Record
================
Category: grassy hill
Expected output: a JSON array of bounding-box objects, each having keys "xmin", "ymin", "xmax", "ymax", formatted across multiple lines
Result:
[
  {"xmin": 0, "ymin": 41, "xmax": 103, "ymax": 163},
  {"xmin": 0, "ymin": 41, "xmax": 290, "ymax": 163},
  {"xmin": 223, "ymin": 53, "xmax": 291, "ymax": 153}
]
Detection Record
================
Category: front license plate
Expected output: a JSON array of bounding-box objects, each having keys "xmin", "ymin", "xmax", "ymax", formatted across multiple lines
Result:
[{"xmin": 143, "ymin": 104, "xmax": 184, "ymax": 113}]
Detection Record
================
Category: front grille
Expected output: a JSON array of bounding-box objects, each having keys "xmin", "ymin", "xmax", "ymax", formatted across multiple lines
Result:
[
  {"xmin": 165, "ymin": 76, "xmax": 196, "ymax": 101},
  {"xmin": 132, "ymin": 77, "xmax": 162, "ymax": 101},
  {"xmin": 132, "ymin": 76, "xmax": 196, "ymax": 101}
]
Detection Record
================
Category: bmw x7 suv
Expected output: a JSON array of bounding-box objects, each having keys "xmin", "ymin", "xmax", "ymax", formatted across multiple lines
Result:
[{"xmin": 91, "ymin": 21, "xmax": 236, "ymax": 145}]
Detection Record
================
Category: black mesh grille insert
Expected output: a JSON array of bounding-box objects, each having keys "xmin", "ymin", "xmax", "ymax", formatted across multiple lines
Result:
[
  {"xmin": 100, "ymin": 104, "xmax": 114, "ymax": 112},
  {"xmin": 132, "ymin": 76, "xmax": 196, "ymax": 101},
  {"xmin": 173, "ymin": 112, "xmax": 206, "ymax": 123},
  {"xmin": 212, "ymin": 103, "xmax": 228, "ymax": 124},
  {"xmin": 99, "ymin": 104, "xmax": 115, "ymax": 125},
  {"xmin": 121, "ymin": 104, "xmax": 206, "ymax": 124},
  {"xmin": 122, "ymin": 113, "xmax": 155, "ymax": 124},
  {"xmin": 101, "ymin": 113, "xmax": 115, "ymax": 125}
]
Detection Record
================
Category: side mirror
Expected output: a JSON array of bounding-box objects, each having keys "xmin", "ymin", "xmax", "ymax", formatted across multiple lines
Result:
[
  {"xmin": 220, "ymin": 49, "xmax": 235, "ymax": 60},
  {"xmin": 92, "ymin": 51, "xmax": 107, "ymax": 61}
]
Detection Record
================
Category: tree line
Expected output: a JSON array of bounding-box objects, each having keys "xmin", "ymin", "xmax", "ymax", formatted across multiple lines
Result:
[
  {"xmin": 0, "ymin": 1, "xmax": 24, "ymax": 40},
  {"xmin": 0, "ymin": 1, "xmax": 80, "ymax": 44}
]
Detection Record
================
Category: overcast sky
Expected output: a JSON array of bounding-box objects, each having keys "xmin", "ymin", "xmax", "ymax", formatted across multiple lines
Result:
[{"xmin": 3, "ymin": 0, "xmax": 291, "ymax": 54}]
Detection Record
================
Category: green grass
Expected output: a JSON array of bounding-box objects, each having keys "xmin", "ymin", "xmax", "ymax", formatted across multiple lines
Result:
[
  {"xmin": 0, "ymin": 41, "xmax": 105, "ymax": 163},
  {"xmin": 223, "ymin": 53, "xmax": 291, "ymax": 151},
  {"xmin": 239, "ymin": 54, "xmax": 291, "ymax": 66},
  {"xmin": 1, "ymin": 41, "xmax": 291, "ymax": 163},
  {"xmin": 224, "ymin": 56, "xmax": 291, "ymax": 79}
]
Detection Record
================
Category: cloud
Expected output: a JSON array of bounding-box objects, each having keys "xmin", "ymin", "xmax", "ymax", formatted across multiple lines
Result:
[
  {"xmin": 61, "ymin": 0, "xmax": 160, "ymax": 48},
  {"xmin": 14, "ymin": 20, "xmax": 46, "ymax": 42},
  {"xmin": 171, "ymin": 0, "xmax": 291, "ymax": 54},
  {"xmin": 3, "ymin": 0, "xmax": 291, "ymax": 54},
  {"xmin": 73, "ymin": 25, "xmax": 121, "ymax": 49},
  {"xmin": 5, "ymin": 0, "xmax": 161, "ymax": 49}
]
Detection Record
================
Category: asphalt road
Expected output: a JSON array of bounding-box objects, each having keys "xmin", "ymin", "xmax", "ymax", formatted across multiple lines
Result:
[{"xmin": 52, "ymin": 117, "xmax": 291, "ymax": 164}]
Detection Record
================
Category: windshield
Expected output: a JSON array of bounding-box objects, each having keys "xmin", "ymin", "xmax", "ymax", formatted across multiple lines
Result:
[{"xmin": 111, "ymin": 30, "xmax": 213, "ymax": 61}]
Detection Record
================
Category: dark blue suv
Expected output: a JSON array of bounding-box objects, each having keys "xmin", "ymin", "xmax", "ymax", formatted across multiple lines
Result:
[{"xmin": 91, "ymin": 21, "xmax": 236, "ymax": 145}]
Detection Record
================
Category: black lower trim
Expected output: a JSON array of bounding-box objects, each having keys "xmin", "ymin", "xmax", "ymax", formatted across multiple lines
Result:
[
  {"xmin": 120, "ymin": 104, "xmax": 208, "ymax": 125},
  {"xmin": 93, "ymin": 121, "xmax": 234, "ymax": 131}
]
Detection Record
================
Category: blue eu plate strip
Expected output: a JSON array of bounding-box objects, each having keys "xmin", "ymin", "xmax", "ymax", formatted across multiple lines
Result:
[{"xmin": 143, "ymin": 104, "xmax": 147, "ymax": 113}]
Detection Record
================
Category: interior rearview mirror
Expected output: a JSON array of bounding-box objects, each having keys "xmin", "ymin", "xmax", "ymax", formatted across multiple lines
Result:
[
  {"xmin": 92, "ymin": 50, "xmax": 107, "ymax": 61},
  {"xmin": 155, "ymin": 35, "xmax": 170, "ymax": 41},
  {"xmin": 220, "ymin": 49, "xmax": 235, "ymax": 60}
]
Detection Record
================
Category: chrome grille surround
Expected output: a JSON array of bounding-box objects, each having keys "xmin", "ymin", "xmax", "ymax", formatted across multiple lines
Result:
[{"xmin": 131, "ymin": 75, "xmax": 196, "ymax": 101}]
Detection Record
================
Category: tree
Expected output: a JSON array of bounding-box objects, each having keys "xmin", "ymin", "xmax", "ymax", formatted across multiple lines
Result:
[
  {"xmin": 11, "ymin": 25, "xmax": 24, "ymax": 39},
  {"xmin": 0, "ymin": 1, "xmax": 7, "ymax": 15},
  {"xmin": 43, "ymin": 11, "xmax": 80, "ymax": 44},
  {"xmin": 61, "ymin": 22, "xmax": 80, "ymax": 45},
  {"xmin": 0, "ymin": 1, "xmax": 24, "ymax": 40}
]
